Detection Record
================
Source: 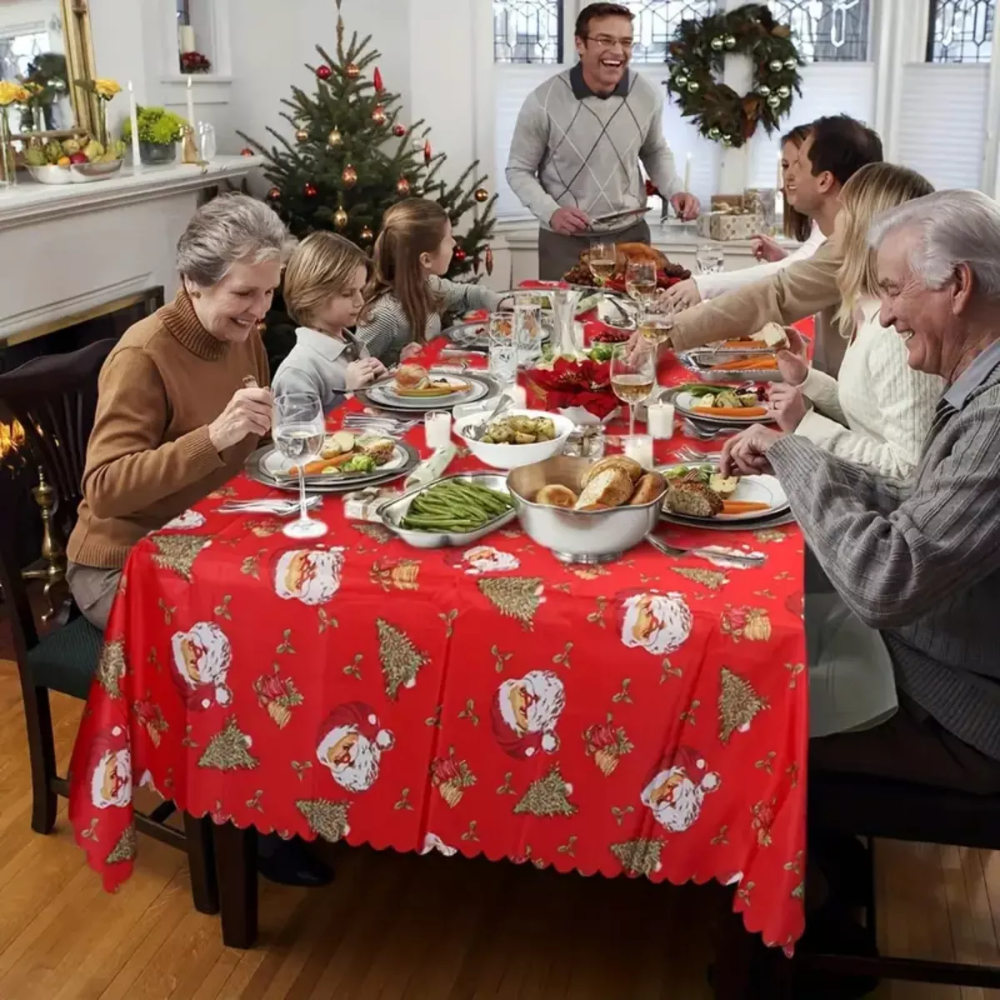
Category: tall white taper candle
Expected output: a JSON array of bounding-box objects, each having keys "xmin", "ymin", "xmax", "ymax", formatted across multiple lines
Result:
[
  {"xmin": 186, "ymin": 75, "xmax": 197, "ymax": 155},
  {"xmin": 683, "ymin": 152, "xmax": 692, "ymax": 195},
  {"xmin": 128, "ymin": 80, "xmax": 141, "ymax": 172}
]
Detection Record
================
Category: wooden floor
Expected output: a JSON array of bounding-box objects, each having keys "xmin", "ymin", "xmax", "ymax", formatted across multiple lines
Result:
[{"xmin": 3, "ymin": 639, "xmax": 1000, "ymax": 999}]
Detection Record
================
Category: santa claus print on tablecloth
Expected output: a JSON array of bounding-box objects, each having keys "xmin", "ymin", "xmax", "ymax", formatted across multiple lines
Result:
[
  {"xmin": 618, "ymin": 590, "xmax": 693, "ymax": 656},
  {"xmin": 169, "ymin": 621, "xmax": 232, "ymax": 710},
  {"xmin": 445, "ymin": 545, "xmax": 520, "ymax": 575},
  {"xmin": 491, "ymin": 670, "xmax": 565, "ymax": 759},
  {"xmin": 161, "ymin": 508, "xmax": 207, "ymax": 531},
  {"xmin": 273, "ymin": 547, "xmax": 345, "ymax": 605},
  {"xmin": 87, "ymin": 725, "xmax": 132, "ymax": 810},
  {"xmin": 640, "ymin": 746, "xmax": 720, "ymax": 833},
  {"xmin": 316, "ymin": 702, "xmax": 394, "ymax": 793}
]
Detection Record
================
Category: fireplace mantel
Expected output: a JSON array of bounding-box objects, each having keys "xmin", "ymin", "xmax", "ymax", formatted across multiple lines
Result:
[
  {"xmin": 0, "ymin": 156, "xmax": 262, "ymax": 233},
  {"xmin": 0, "ymin": 155, "xmax": 263, "ymax": 344}
]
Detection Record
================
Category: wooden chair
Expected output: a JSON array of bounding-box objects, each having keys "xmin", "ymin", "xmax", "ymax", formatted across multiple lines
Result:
[
  {"xmin": 0, "ymin": 340, "xmax": 218, "ymax": 914},
  {"xmin": 772, "ymin": 772, "xmax": 1000, "ymax": 993}
]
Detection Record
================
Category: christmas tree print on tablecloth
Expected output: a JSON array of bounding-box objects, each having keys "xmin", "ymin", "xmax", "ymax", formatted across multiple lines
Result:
[
  {"xmin": 150, "ymin": 534, "xmax": 211, "ymax": 582},
  {"xmin": 513, "ymin": 766, "xmax": 577, "ymax": 818},
  {"xmin": 96, "ymin": 638, "xmax": 126, "ymax": 699},
  {"xmin": 105, "ymin": 824, "xmax": 137, "ymax": 865},
  {"xmin": 197, "ymin": 717, "xmax": 259, "ymax": 771},
  {"xmin": 376, "ymin": 619, "xmax": 429, "ymax": 699},
  {"xmin": 296, "ymin": 799, "xmax": 351, "ymax": 843},
  {"xmin": 718, "ymin": 667, "xmax": 769, "ymax": 743},
  {"xmin": 610, "ymin": 837, "xmax": 664, "ymax": 877},
  {"xmin": 478, "ymin": 578, "xmax": 545, "ymax": 631}
]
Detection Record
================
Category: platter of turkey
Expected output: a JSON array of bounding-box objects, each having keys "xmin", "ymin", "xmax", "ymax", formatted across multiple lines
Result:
[
  {"xmin": 563, "ymin": 242, "xmax": 691, "ymax": 293},
  {"xmin": 360, "ymin": 365, "xmax": 495, "ymax": 411},
  {"xmin": 659, "ymin": 463, "xmax": 789, "ymax": 524}
]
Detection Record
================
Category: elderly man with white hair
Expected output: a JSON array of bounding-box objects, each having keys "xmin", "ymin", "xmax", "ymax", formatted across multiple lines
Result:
[{"xmin": 721, "ymin": 189, "xmax": 1000, "ymax": 794}]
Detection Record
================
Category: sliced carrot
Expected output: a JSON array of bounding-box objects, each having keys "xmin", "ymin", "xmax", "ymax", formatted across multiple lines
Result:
[
  {"xmin": 692, "ymin": 405, "xmax": 768, "ymax": 418},
  {"xmin": 710, "ymin": 356, "xmax": 778, "ymax": 372},
  {"xmin": 721, "ymin": 339, "xmax": 759, "ymax": 348},
  {"xmin": 289, "ymin": 452, "xmax": 355, "ymax": 476},
  {"xmin": 721, "ymin": 501, "xmax": 772, "ymax": 514}
]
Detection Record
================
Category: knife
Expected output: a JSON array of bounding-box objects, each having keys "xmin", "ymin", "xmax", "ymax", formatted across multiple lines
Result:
[{"xmin": 588, "ymin": 207, "xmax": 648, "ymax": 229}]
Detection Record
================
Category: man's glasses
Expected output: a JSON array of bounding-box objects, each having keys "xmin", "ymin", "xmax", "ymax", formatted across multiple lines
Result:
[{"xmin": 585, "ymin": 35, "xmax": 634, "ymax": 51}]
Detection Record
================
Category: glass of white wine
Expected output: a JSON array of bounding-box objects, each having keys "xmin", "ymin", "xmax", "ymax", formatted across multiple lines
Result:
[
  {"xmin": 273, "ymin": 392, "xmax": 328, "ymax": 540},
  {"xmin": 638, "ymin": 308, "xmax": 675, "ymax": 346},
  {"xmin": 589, "ymin": 239, "xmax": 617, "ymax": 287},
  {"xmin": 625, "ymin": 260, "xmax": 657, "ymax": 308},
  {"xmin": 610, "ymin": 341, "xmax": 655, "ymax": 441}
]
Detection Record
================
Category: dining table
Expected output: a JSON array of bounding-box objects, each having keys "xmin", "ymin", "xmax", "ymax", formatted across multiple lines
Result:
[{"xmin": 67, "ymin": 302, "xmax": 811, "ymax": 967}]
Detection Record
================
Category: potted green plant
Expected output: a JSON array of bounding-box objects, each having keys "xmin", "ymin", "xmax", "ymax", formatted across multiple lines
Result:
[{"xmin": 122, "ymin": 106, "xmax": 187, "ymax": 165}]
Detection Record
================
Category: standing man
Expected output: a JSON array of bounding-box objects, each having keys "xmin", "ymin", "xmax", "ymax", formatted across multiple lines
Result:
[{"xmin": 506, "ymin": 2, "xmax": 700, "ymax": 281}]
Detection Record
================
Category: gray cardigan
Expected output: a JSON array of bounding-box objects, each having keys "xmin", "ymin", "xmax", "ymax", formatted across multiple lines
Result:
[
  {"xmin": 769, "ymin": 338, "xmax": 1000, "ymax": 761},
  {"xmin": 272, "ymin": 327, "xmax": 362, "ymax": 413},
  {"xmin": 355, "ymin": 277, "xmax": 502, "ymax": 367}
]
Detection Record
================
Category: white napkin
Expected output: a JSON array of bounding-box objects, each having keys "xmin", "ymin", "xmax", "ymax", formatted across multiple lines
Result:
[{"xmin": 404, "ymin": 444, "xmax": 457, "ymax": 490}]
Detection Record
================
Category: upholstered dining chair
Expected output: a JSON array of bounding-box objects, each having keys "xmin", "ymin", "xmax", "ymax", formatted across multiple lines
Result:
[{"xmin": 0, "ymin": 340, "xmax": 218, "ymax": 914}]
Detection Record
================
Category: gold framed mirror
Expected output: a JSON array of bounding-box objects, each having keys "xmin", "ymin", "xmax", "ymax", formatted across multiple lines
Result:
[{"xmin": 0, "ymin": 0, "xmax": 98, "ymax": 138}]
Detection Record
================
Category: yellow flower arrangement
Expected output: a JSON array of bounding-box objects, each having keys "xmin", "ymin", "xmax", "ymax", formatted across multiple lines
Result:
[
  {"xmin": 92, "ymin": 78, "xmax": 122, "ymax": 101},
  {"xmin": 0, "ymin": 81, "xmax": 31, "ymax": 107}
]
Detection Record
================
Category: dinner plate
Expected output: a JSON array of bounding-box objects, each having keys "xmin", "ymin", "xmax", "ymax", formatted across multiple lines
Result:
[
  {"xmin": 657, "ymin": 463, "xmax": 789, "ymax": 523},
  {"xmin": 261, "ymin": 439, "xmax": 409, "ymax": 480},
  {"xmin": 660, "ymin": 508, "xmax": 797, "ymax": 531},
  {"xmin": 676, "ymin": 350, "xmax": 783, "ymax": 383},
  {"xmin": 362, "ymin": 370, "xmax": 491, "ymax": 411},
  {"xmin": 245, "ymin": 442, "xmax": 420, "ymax": 493},
  {"xmin": 672, "ymin": 389, "xmax": 775, "ymax": 426}
]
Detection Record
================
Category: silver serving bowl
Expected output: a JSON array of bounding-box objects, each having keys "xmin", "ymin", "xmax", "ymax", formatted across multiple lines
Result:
[
  {"xmin": 507, "ymin": 456, "xmax": 665, "ymax": 564},
  {"xmin": 70, "ymin": 159, "xmax": 124, "ymax": 182}
]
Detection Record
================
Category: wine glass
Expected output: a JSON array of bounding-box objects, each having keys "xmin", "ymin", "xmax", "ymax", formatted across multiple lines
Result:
[
  {"xmin": 512, "ymin": 303, "xmax": 543, "ymax": 366},
  {"xmin": 695, "ymin": 243, "xmax": 725, "ymax": 274},
  {"xmin": 487, "ymin": 313, "xmax": 518, "ymax": 387},
  {"xmin": 273, "ymin": 392, "xmax": 328, "ymax": 540},
  {"xmin": 611, "ymin": 341, "xmax": 655, "ymax": 441},
  {"xmin": 625, "ymin": 260, "xmax": 657, "ymax": 309},
  {"xmin": 589, "ymin": 239, "xmax": 617, "ymax": 287},
  {"xmin": 638, "ymin": 307, "xmax": 675, "ymax": 346}
]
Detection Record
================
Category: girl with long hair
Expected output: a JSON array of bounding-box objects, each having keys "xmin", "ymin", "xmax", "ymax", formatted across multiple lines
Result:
[
  {"xmin": 768, "ymin": 162, "xmax": 944, "ymax": 478},
  {"xmin": 356, "ymin": 199, "xmax": 502, "ymax": 365}
]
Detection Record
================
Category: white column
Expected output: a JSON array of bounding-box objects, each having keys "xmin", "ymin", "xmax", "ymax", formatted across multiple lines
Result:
[
  {"xmin": 718, "ymin": 0, "xmax": 753, "ymax": 193},
  {"xmin": 983, "ymin": 6, "xmax": 1000, "ymax": 197}
]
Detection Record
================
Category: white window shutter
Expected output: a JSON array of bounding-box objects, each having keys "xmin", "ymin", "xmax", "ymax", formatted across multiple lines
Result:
[
  {"xmin": 747, "ymin": 62, "xmax": 878, "ymax": 190},
  {"xmin": 896, "ymin": 65, "xmax": 989, "ymax": 190}
]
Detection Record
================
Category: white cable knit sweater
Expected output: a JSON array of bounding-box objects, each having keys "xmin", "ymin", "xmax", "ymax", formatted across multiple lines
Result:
[{"xmin": 795, "ymin": 298, "xmax": 944, "ymax": 479}]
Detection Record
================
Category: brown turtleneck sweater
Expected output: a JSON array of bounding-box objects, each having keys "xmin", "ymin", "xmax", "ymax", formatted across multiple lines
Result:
[{"xmin": 68, "ymin": 289, "xmax": 270, "ymax": 570}]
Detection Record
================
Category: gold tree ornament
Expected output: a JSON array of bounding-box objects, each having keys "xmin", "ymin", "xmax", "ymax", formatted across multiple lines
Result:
[
  {"xmin": 719, "ymin": 666, "xmax": 769, "ymax": 743},
  {"xmin": 327, "ymin": 127, "xmax": 343, "ymax": 147},
  {"xmin": 295, "ymin": 128, "xmax": 309, "ymax": 142},
  {"xmin": 333, "ymin": 206, "xmax": 349, "ymax": 230},
  {"xmin": 197, "ymin": 717, "xmax": 259, "ymax": 771},
  {"xmin": 360, "ymin": 226, "xmax": 374, "ymax": 244},
  {"xmin": 371, "ymin": 104, "xmax": 386, "ymax": 125},
  {"xmin": 345, "ymin": 62, "xmax": 361, "ymax": 79},
  {"xmin": 474, "ymin": 187, "xmax": 490, "ymax": 203}
]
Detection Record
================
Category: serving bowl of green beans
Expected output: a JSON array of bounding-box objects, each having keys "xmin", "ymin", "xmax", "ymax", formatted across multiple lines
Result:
[{"xmin": 378, "ymin": 473, "xmax": 518, "ymax": 548}]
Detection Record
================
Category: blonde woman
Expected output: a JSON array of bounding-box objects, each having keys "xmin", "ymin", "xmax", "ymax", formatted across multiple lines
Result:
[
  {"xmin": 356, "ymin": 199, "xmax": 503, "ymax": 366},
  {"xmin": 272, "ymin": 232, "xmax": 386, "ymax": 412},
  {"xmin": 768, "ymin": 163, "xmax": 944, "ymax": 479}
]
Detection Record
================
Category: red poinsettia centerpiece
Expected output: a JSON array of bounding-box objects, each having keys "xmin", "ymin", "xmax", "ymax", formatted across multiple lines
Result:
[{"xmin": 527, "ymin": 356, "xmax": 617, "ymax": 419}]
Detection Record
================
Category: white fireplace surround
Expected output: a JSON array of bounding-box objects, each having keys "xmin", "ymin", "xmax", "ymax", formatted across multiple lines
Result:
[{"xmin": 0, "ymin": 156, "xmax": 260, "ymax": 343}]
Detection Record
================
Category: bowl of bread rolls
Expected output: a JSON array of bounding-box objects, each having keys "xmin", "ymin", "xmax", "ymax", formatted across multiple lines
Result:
[{"xmin": 507, "ymin": 455, "xmax": 667, "ymax": 564}]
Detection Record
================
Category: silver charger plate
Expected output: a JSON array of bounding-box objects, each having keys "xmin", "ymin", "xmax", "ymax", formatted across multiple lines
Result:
[
  {"xmin": 245, "ymin": 441, "xmax": 420, "ymax": 493},
  {"xmin": 357, "ymin": 371, "xmax": 502, "ymax": 414},
  {"xmin": 660, "ymin": 509, "xmax": 796, "ymax": 531},
  {"xmin": 676, "ymin": 351, "xmax": 782, "ymax": 383}
]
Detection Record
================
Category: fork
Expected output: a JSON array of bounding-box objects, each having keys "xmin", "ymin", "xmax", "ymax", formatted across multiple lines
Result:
[
  {"xmin": 673, "ymin": 446, "xmax": 722, "ymax": 464},
  {"xmin": 646, "ymin": 534, "xmax": 765, "ymax": 568},
  {"xmin": 218, "ymin": 497, "xmax": 323, "ymax": 515},
  {"xmin": 682, "ymin": 419, "xmax": 743, "ymax": 441}
]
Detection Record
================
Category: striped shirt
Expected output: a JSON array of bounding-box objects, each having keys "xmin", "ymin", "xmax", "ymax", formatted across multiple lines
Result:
[{"xmin": 769, "ymin": 337, "xmax": 1000, "ymax": 761}]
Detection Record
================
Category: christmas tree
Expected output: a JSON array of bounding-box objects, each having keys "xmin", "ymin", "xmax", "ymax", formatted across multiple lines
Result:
[{"xmin": 239, "ymin": 0, "xmax": 496, "ymax": 276}]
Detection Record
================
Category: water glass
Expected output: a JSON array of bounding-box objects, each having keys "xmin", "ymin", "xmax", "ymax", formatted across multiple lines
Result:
[
  {"xmin": 487, "ymin": 313, "xmax": 517, "ymax": 387},
  {"xmin": 273, "ymin": 392, "xmax": 327, "ymax": 539},
  {"xmin": 610, "ymin": 341, "xmax": 655, "ymax": 442},
  {"xmin": 197, "ymin": 122, "xmax": 217, "ymax": 161},
  {"xmin": 695, "ymin": 243, "xmax": 725, "ymax": 275},
  {"xmin": 513, "ymin": 303, "xmax": 543, "ymax": 366}
]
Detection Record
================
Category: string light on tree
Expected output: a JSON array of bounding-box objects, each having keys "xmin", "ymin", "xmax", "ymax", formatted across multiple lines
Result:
[
  {"xmin": 372, "ymin": 105, "xmax": 386, "ymax": 126},
  {"xmin": 342, "ymin": 164, "xmax": 358, "ymax": 187},
  {"xmin": 396, "ymin": 176, "xmax": 411, "ymax": 196}
]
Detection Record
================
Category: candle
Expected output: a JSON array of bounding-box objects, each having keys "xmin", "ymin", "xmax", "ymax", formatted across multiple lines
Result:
[
  {"xmin": 424, "ymin": 412, "xmax": 453, "ymax": 451},
  {"xmin": 128, "ymin": 81, "xmax": 141, "ymax": 172},
  {"xmin": 186, "ymin": 76, "xmax": 197, "ymax": 154},
  {"xmin": 178, "ymin": 25, "xmax": 196, "ymax": 55},
  {"xmin": 625, "ymin": 433, "xmax": 654, "ymax": 469},
  {"xmin": 647, "ymin": 402, "xmax": 675, "ymax": 440},
  {"xmin": 683, "ymin": 152, "xmax": 692, "ymax": 194}
]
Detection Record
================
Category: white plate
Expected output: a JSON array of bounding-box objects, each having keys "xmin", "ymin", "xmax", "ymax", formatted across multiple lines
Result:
[
  {"xmin": 659, "ymin": 464, "xmax": 789, "ymax": 523},
  {"xmin": 366, "ymin": 371, "xmax": 488, "ymax": 410},
  {"xmin": 263, "ymin": 440, "xmax": 407, "ymax": 480},
  {"xmin": 674, "ymin": 390, "xmax": 774, "ymax": 426}
]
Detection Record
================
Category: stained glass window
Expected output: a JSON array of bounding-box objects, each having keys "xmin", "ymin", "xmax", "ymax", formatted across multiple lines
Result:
[
  {"xmin": 927, "ymin": 0, "xmax": 995, "ymax": 63},
  {"xmin": 766, "ymin": 1, "xmax": 871, "ymax": 62},
  {"xmin": 494, "ymin": 0, "xmax": 564, "ymax": 64},
  {"xmin": 618, "ymin": 1, "xmax": 720, "ymax": 64}
]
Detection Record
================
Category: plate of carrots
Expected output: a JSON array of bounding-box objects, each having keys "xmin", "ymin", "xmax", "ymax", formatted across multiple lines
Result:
[
  {"xmin": 673, "ymin": 387, "xmax": 775, "ymax": 426},
  {"xmin": 659, "ymin": 463, "xmax": 789, "ymax": 523}
]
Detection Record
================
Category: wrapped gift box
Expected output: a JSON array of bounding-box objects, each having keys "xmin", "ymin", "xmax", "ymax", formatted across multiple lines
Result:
[{"xmin": 697, "ymin": 211, "xmax": 758, "ymax": 242}]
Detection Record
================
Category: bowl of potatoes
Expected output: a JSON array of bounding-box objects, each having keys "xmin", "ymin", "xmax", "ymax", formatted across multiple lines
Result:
[{"xmin": 454, "ymin": 408, "xmax": 575, "ymax": 471}]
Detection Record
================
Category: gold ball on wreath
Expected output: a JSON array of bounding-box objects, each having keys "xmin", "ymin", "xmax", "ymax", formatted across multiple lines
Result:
[
  {"xmin": 710, "ymin": 36, "xmax": 725, "ymax": 51},
  {"xmin": 777, "ymin": 85, "xmax": 791, "ymax": 99},
  {"xmin": 767, "ymin": 94, "xmax": 782, "ymax": 108},
  {"xmin": 675, "ymin": 74, "xmax": 689, "ymax": 88},
  {"xmin": 769, "ymin": 59, "xmax": 784, "ymax": 72},
  {"xmin": 708, "ymin": 126, "xmax": 722, "ymax": 140},
  {"xmin": 686, "ymin": 80, "xmax": 700, "ymax": 93},
  {"xmin": 327, "ymin": 128, "xmax": 343, "ymax": 147},
  {"xmin": 724, "ymin": 34, "xmax": 737, "ymax": 49},
  {"xmin": 474, "ymin": 187, "xmax": 489, "ymax": 203},
  {"xmin": 784, "ymin": 58, "xmax": 797, "ymax": 70},
  {"xmin": 333, "ymin": 207, "xmax": 349, "ymax": 230},
  {"xmin": 295, "ymin": 128, "xmax": 309, "ymax": 143},
  {"xmin": 360, "ymin": 226, "xmax": 374, "ymax": 244},
  {"xmin": 758, "ymin": 84, "xmax": 771, "ymax": 97},
  {"xmin": 346, "ymin": 63, "xmax": 361, "ymax": 80}
]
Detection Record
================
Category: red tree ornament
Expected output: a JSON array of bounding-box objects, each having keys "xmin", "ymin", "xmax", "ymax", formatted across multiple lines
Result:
[
  {"xmin": 316, "ymin": 65, "xmax": 332, "ymax": 81},
  {"xmin": 453, "ymin": 246, "xmax": 467, "ymax": 263},
  {"xmin": 240, "ymin": 147, "xmax": 254, "ymax": 157},
  {"xmin": 267, "ymin": 186, "xmax": 281, "ymax": 201},
  {"xmin": 485, "ymin": 246, "xmax": 494, "ymax": 276},
  {"xmin": 304, "ymin": 182, "xmax": 318, "ymax": 198},
  {"xmin": 342, "ymin": 164, "xmax": 358, "ymax": 188},
  {"xmin": 396, "ymin": 176, "xmax": 411, "ymax": 197},
  {"xmin": 424, "ymin": 140, "xmax": 432, "ymax": 165},
  {"xmin": 393, "ymin": 124, "xmax": 407, "ymax": 137},
  {"xmin": 374, "ymin": 67, "xmax": 384, "ymax": 93}
]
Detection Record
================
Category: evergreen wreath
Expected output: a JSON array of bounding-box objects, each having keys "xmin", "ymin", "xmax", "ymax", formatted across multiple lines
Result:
[{"xmin": 665, "ymin": 3, "xmax": 803, "ymax": 149}]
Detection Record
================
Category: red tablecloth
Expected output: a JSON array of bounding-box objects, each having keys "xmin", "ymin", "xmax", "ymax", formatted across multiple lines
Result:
[{"xmin": 68, "ymin": 329, "xmax": 810, "ymax": 952}]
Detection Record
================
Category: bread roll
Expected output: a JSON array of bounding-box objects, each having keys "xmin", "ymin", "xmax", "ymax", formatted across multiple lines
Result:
[
  {"xmin": 575, "ymin": 468, "xmax": 634, "ymax": 509},
  {"xmin": 628, "ymin": 472, "xmax": 667, "ymax": 506},
  {"xmin": 395, "ymin": 364, "xmax": 428, "ymax": 390},
  {"xmin": 536, "ymin": 484, "xmax": 578, "ymax": 508},
  {"xmin": 582, "ymin": 455, "xmax": 643, "ymax": 488}
]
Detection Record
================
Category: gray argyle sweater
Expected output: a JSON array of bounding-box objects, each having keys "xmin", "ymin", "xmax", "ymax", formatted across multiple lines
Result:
[
  {"xmin": 768, "ymin": 339, "xmax": 1000, "ymax": 761},
  {"xmin": 506, "ymin": 65, "xmax": 682, "ymax": 229}
]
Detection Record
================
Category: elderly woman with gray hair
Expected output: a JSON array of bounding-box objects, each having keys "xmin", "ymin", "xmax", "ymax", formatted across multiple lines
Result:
[{"xmin": 67, "ymin": 194, "xmax": 293, "ymax": 630}]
